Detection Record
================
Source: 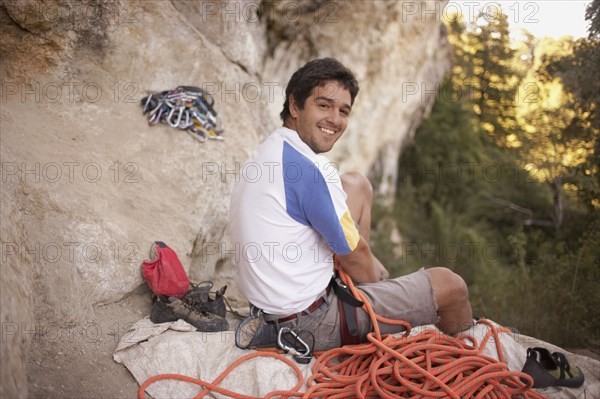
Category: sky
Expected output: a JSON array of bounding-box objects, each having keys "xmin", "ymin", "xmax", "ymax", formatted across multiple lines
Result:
[{"xmin": 446, "ymin": 1, "xmax": 591, "ymax": 39}]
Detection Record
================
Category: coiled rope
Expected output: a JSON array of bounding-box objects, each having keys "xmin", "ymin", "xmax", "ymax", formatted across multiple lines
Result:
[{"xmin": 139, "ymin": 269, "xmax": 546, "ymax": 399}]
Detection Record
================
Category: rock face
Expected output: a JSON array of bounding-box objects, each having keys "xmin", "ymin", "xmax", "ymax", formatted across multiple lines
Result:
[{"xmin": 0, "ymin": 1, "xmax": 449, "ymax": 397}]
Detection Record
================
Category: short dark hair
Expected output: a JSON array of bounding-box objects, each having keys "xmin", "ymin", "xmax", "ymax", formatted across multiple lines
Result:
[{"xmin": 280, "ymin": 58, "xmax": 359, "ymax": 123}]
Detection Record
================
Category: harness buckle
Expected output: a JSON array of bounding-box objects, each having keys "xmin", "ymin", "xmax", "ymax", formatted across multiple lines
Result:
[{"xmin": 250, "ymin": 305, "xmax": 264, "ymax": 318}]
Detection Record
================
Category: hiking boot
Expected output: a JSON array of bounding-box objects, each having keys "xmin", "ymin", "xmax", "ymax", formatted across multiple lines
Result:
[
  {"xmin": 182, "ymin": 281, "xmax": 227, "ymax": 318},
  {"xmin": 150, "ymin": 296, "xmax": 229, "ymax": 332}
]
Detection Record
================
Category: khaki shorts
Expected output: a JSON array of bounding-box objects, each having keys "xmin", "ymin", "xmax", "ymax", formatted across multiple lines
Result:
[{"xmin": 280, "ymin": 268, "xmax": 439, "ymax": 351}]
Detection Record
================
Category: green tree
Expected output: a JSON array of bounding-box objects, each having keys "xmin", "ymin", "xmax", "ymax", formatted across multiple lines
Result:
[
  {"xmin": 516, "ymin": 37, "xmax": 596, "ymax": 233},
  {"xmin": 541, "ymin": 1, "xmax": 600, "ymax": 210},
  {"xmin": 586, "ymin": 0, "xmax": 600, "ymax": 39},
  {"xmin": 373, "ymin": 4, "xmax": 600, "ymax": 350},
  {"xmin": 451, "ymin": 9, "xmax": 519, "ymax": 146}
]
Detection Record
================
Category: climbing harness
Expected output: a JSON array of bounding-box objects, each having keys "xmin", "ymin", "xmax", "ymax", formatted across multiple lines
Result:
[
  {"xmin": 330, "ymin": 275, "xmax": 363, "ymax": 345},
  {"xmin": 234, "ymin": 304, "xmax": 316, "ymax": 364},
  {"xmin": 140, "ymin": 86, "xmax": 224, "ymax": 143},
  {"xmin": 139, "ymin": 268, "xmax": 548, "ymax": 399}
]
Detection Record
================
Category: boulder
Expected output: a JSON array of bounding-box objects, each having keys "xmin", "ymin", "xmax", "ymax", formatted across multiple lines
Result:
[{"xmin": 0, "ymin": 1, "xmax": 449, "ymax": 397}]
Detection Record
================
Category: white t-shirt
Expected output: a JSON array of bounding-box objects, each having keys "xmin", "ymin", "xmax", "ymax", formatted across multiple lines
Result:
[{"xmin": 228, "ymin": 127, "xmax": 360, "ymax": 315}]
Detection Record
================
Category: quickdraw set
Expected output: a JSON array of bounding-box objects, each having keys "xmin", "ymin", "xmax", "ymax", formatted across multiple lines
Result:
[{"xmin": 140, "ymin": 86, "xmax": 224, "ymax": 142}]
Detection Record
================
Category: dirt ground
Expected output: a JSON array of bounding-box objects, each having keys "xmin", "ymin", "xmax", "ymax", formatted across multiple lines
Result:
[{"xmin": 26, "ymin": 276, "xmax": 246, "ymax": 399}]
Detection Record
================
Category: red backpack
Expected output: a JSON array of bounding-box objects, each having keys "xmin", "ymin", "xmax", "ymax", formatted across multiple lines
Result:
[{"xmin": 141, "ymin": 241, "xmax": 190, "ymax": 298}]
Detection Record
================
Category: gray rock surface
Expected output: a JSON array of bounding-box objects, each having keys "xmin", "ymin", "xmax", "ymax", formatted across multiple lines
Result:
[{"xmin": 0, "ymin": 1, "xmax": 449, "ymax": 397}]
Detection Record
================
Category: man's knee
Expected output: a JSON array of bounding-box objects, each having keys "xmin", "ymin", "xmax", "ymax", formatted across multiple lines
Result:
[
  {"xmin": 427, "ymin": 267, "xmax": 469, "ymax": 309},
  {"xmin": 341, "ymin": 172, "xmax": 373, "ymax": 199}
]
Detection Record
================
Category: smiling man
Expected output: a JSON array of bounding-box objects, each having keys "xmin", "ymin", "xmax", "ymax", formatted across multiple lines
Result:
[
  {"xmin": 228, "ymin": 58, "xmax": 473, "ymax": 351},
  {"xmin": 285, "ymin": 80, "xmax": 350, "ymax": 154}
]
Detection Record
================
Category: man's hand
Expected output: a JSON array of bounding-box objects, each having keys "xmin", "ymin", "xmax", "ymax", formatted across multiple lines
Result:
[
  {"xmin": 336, "ymin": 236, "xmax": 379, "ymax": 283},
  {"xmin": 373, "ymin": 254, "xmax": 389, "ymax": 280}
]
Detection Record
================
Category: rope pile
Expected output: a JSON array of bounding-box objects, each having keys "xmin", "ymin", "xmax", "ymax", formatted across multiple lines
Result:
[
  {"xmin": 140, "ymin": 86, "xmax": 224, "ymax": 142},
  {"xmin": 138, "ymin": 269, "xmax": 547, "ymax": 399}
]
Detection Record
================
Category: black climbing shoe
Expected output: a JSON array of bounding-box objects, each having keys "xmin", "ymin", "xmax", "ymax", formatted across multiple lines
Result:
[{"xmin": 521, "ymin": 347, "xmax": 585, "ymax": 388}]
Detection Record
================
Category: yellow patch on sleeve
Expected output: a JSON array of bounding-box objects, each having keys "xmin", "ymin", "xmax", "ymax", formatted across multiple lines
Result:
[{"xmin": 340, "ymin": 210, "xmax": 360, "ymax": 251}]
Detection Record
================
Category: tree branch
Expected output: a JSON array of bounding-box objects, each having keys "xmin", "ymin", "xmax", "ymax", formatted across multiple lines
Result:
[{"xmin": 479, "ymin": 190, "xmax": 554, "ymax": 227}]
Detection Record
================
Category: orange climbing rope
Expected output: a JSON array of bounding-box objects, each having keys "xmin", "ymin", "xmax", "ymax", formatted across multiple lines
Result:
[{"xmin": 138, "ymin": 269, "xmax": 547, "ymax": 399}]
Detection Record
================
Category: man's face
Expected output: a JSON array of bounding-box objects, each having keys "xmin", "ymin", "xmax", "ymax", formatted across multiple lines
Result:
[{"xmin": 288, "ymin": 80, "xmax": 352, "ymax": 154}]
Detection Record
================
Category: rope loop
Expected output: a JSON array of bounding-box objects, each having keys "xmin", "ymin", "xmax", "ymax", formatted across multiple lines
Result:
[{"xmin": 139, "ymin": 269, "xmax": 546, "ymax": 399}]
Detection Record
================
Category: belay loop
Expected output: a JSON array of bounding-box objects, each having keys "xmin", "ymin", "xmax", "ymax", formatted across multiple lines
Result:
[{"xmin": 140, "ymin": 86, "xmax": 224, "ymax": 143}]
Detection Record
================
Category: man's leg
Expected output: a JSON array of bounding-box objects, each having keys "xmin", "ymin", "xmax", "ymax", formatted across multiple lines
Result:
[
  {"xmin": 427, "ymin": 267, "xmax": 473, "ymax": 334},
  {"xmin": 341, "ymin": 172, "xmax": 389, "ymax": 279},
  {"xmin": 341, "ymin": 172, "xmax": 473, "ymax": 334}
]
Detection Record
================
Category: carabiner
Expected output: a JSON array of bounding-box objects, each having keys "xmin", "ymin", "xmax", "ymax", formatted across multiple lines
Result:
[
  {"xmin": 277, "ymin": 327, "xmax": 312, "ymax": 364},
  {"xmin": 149, "ymin": 104, "xmax": 167, "ymax": 125},
  {"xmin": 167, "ymin": 106, "xmax": 184, "ymax": 128},
  {"xmin": 142, "ymin": 94, "xmax": 155, "ymax": 114},
  {"xmin": 187, "ymin": 126, "xmax": 208, "ymax": 143},
  {"xmin": 177, "ymin": 109, "xmax": 193, "ymax": 129}
]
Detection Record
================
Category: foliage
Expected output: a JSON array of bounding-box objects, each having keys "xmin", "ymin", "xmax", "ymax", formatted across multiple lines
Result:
[
  {"xmin": 586, "ymin": 0, "xmax": 600, "ymax": 40},
  {"xmin": 540, "ymin": 4, "xmax": 600, "ymax": 210},
  {"xmin": 446, "ymin": 11, "xmax": 519, "ymax": 146},
  {"xmin": 371, "ymin": 4, "xmax": 600, "ymax": 351}
]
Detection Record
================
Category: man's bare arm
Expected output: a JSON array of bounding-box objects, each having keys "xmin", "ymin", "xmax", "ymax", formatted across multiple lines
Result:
[{"xmin": 337, "ymin": 236, "xmax": 379, "ymax": 283}]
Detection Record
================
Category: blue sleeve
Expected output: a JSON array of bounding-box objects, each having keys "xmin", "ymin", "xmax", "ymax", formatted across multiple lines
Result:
[{"xmin": 283, "ymin": 141, "xmax": 359, "ymax": 255}]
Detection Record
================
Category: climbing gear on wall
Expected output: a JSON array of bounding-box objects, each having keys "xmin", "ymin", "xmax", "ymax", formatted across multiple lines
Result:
[
  {"xmin": 141, "ymin": 241, "xmax": 190, "ymax": 298},
  {"xmin": 140, "ymin": 86, "xmax": 224, "ymax": 143}
]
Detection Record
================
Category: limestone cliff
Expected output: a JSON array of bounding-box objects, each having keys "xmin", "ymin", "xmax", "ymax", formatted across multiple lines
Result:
[{"xmin": 0, "ymin": 1, "xmax": 449, "ymax": 397}]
